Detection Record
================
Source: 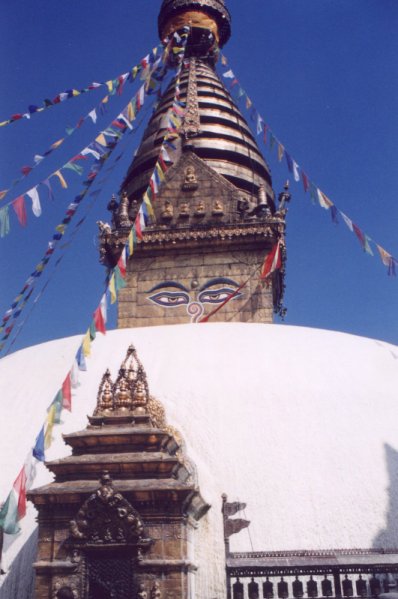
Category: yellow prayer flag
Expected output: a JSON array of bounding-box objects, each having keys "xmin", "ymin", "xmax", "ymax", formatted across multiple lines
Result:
[
  {"xmin": 156, "ymin": 163, "xmax": 165, "ymax": 181},
  {"xmin": 53, "ymin": 170, "xmax": 68, "ymax": 189},
  {"xmin": 109, "ymin": 274, "xmax": 117, "ymax": 305},
  {"xmin": 55, "ymin": 224, "xmax": 66, "ymax": 234},
  {"xmin": 95, "ymin": 133, "xmax": 108, "ymax": 147},
  {"xmin": 0, "ymin": 190, "xmax": 8, "ymax": 201},
  {"xmin": 82, "ymin": 330, "xmax": 91, "ymax": 357},
  {"xmin": 131, "ymin": 66, "xmax": 138, "ymax": 79},
  {"xmin": 278, "ymin": 144, "xmax": 284, "ymax": 162},
  {"xmin": 0, "ymin": 121, "xmax": 9, "ymax": 127},
  {"xmin": 127, "ymin": 102, "xmax": 136, "ymax": 122},
  {"xmin": 51, "ymin": 138, "xmax": 65, "ymax": 150},
  {"xmin": 377, "ymin": 245, "xmax": 391, "ymax": 267},
  {"xmin": 246, "ymin": 97, "xmax": 252, "ymax": 110},
  {"xmin": 44, "ymin": 405, "xmax": 56, "ymax": 449},
  {"xmin": 144, "ymin": 193, "xmax": 155, "ymax": 218},
  {"xmin": 72, "ymin": 89, "xmax": 80, "ymax": 96},
  {"xmin": 128, "ymin": 231, "xmax": 134, "ymax": 256},
  {"xmin": 106, "ymin": 80, "xmax": 114, "ymax": 93},
  {"xmin": 102, "ymin": 95, "xmax": 109, "ymax": 105},
  {"xmin": 221, "ymin": 54, "xmax": 228, "ymax": 66}
]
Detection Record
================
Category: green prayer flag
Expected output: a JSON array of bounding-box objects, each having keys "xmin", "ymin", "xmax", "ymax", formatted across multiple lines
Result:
[
  {"xmin": 114, "ymin": 266, "xmax": 127, "ymax": 292},
  {"xmin": 0, "ymin": 206, "xmax": 10, "ymax": 238},
  {"xmin": 63, "ymin": 162, "xmax": 84, "ymax": 176},
  {"xmin": 0, "ymin": 490, "xmax": 20, "ymax": 534}
]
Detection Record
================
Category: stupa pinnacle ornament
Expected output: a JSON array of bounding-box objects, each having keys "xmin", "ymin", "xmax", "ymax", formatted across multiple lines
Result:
[
  {"xmin": 158, "ymin": 0, "xmax": 231, "ymax": 48},
  {"xmin": 98, "ymin": 0, "xmax": 287, "ymax": 326}
]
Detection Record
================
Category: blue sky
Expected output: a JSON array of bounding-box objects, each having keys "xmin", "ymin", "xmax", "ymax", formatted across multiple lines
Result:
[{"xmin": 0, "ymin": 0, "xmax": 397, "ymax": 354}]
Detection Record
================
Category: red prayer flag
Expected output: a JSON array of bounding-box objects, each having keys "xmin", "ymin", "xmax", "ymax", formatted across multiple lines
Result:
[
  {"xmin": 12, "ymin": 195, "xmax": 27, "ymax": 226},
  {"xmin": 135, "ymin": 214, "xmax": 143, "ymax": 240},
  {"xmin": 260, "ymin": 241, "xmax": 282, "ymax": 280},
  {"xmin": 13, "ymin": 466, "xmax": 27, "ymax": 519},
  {"xmin": 93, "ymin": 305, "xmax": 106, "ymax": 335},
  {"xmin": 302, "ymin": 172, "xmax": 309, "ymax": 193},
  {"xmin": 21, "ymin": 166, "xmax": 33, "ymax": 176},
  {"xmin": 62, "ymin": 374, "xmax": 72, "ymax": 411}
]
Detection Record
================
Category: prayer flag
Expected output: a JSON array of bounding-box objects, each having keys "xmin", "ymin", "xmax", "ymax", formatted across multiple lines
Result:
[
  {"xmin": 0, "ymin": 206, "xmax": 10, "ymax": 238},
  {"xmin": 50, "ymin": 138, "xmax": 64, "ymax": 150},
  {"xmin": 0, "ymin": 490, "xmax": 20, "ymax": 534},
  {"xmin": 88, "ymin": 108, "xmax": 97, "ymax": 123},
  {"xmin": 340, "ymin": 212, "xmax": 353, "ymax": 232},
  {"xmin": 53, "ymin": 170, "xmax": 68, "ymax": 189},
  {"xmin": 317, "ymin": 189, "xmax": 333, "ymax": 210},
  {"xmin": 82, "ymin": 330, "xmax": 91, "ymax": 357},
  {"xmin": 0, "ymin": 190, "xmax": 8, "ymax": 201},
  {"xmin": 221, "ymin": 54, "xmax": 228, "ymax": 66},
  {"xmin": 13, "ymin": 466, "xmax": 27, "ymax": 519},
  {"xmin": 94, "ymin": 303, "xmax": 106, "ymax": 335},
  {"xmin": 388, "ymin": 258, "xmax": 396, "ymax": 277},
  {"xmin": 353, "ymin": 224, "xmax": 373, "ymax": 255},
  {"xmin": 109, "ymin": 273, "xmax": 117, "ymax": 304},
  {"xmin": 277, "ymin": 144, "xmax": 284, "ymax": 162},
  {"xmin": 246, "ymin": 96, "xmax": 252, "ymax": 110},
  {"xmin": 256, "ymin": 114, "xmax": 264, "ymax": 135},
  {"xmin": 293, "ymin": 160, "xmax": 300, "ymax": 182},
  {"xmin": 260, "ymin": 241, "xmax": 282, "ymax": 279},
  {"xmin": 285, "ymin": 152, "xmax": 293, "ymax": 173},
  {"xmin": 376, "ymin": 245, "xmax": 391, "ymax": 267},
  {"xmin": 76, "ymin": 346, "xmax": 87, "ymax": 371},
  {"xmin": 12, "ymin": 195, "xmax": 27, "ymax": 226},
  {"xmin": 301, "ymin": 171, "xmax": 309, "ymax": 192},
  {"xmin": 62, "ymin": 373, "xmax": 72, "ymax": 411},
  {"xmin": 26, "ymin": 187, "xmax": 41, "ymax": 217},
  {"xmin": 223, "ymin": 69, "xmax": 235, "ymax": 79},
  {"xmin": 33, "ymin": 426, "xmax": 46, "ymax": 461}
]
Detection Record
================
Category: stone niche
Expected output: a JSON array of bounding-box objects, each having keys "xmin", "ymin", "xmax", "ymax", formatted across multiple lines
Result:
[{"xmin": 28, "ymin": 345, "xmax": 209, "ymax": 599}]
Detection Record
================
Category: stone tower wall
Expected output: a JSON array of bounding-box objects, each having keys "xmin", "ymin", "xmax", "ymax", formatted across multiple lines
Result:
[{"xmin": 117, "ymin": 247, "xmax": 274, "ymax": 328}]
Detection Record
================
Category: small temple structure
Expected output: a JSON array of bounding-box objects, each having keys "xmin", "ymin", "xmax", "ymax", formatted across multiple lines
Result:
[{"xmin": 28, "ymin": 345, "xmax": 209, "ymax": 598}]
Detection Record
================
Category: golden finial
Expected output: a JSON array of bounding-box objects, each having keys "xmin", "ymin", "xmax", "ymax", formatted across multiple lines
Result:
[{"xmin": 96, "ymin": 369, "xmax": 114, "ymax": 414}]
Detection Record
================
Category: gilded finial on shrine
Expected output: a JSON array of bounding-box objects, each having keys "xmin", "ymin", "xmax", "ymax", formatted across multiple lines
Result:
[{"xmin": 96, "ymin": 369, "xmax": 114, "ymax": 414}]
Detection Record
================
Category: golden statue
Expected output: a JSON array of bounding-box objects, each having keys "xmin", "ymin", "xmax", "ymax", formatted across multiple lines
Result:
[
  {"xmin": 194, "ymin": 200, "xmax": 205, "ymax": 216},
  {"xmin": 182, "ymin": 165, "xmax": 198, "ymax": 191},
  {"xmin": 179, "ymin": 202, "xmax": 190, "ymax": 217},
  {"xmin": 161, "ymin": 200, "xmax": 174, "ymax": 220},
  {"xmin": 212, "ymin": 199, "xmax": 224, "ymax": 216}
]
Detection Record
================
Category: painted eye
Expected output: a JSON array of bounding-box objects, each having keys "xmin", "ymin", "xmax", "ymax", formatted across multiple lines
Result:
[
  {"xmin": 147, "ymin": 291, "xmax": 190, "ymax": 307},
  {"xmin": 198, "ymin": 287, "xmax": 243, "ymax": 304}
]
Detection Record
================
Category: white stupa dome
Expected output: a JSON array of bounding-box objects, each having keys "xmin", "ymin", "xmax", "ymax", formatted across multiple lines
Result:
[{"xmin": 0, "ymin": 323, "xmax": 397, "ymax": 598}]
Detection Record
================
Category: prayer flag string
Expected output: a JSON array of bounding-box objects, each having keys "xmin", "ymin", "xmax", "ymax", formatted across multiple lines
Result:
[
  {"xmin": 0, "ymin": 31, "xmax": 190, "ymax": 539},
  {"xmin": 0, "ymin": 46, "xmax": 161, "ymax": 130},
  {"xmin": 218, "ymin": 54, "xmax": 397, "ymax": 277}
]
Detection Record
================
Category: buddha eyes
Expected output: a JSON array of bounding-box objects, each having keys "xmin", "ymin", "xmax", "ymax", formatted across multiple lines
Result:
[
  {"xmin": 147, "ymin": 291, "xmax": 190, "ymax": 307},
  {"xmin": 198, "ymin": 287, "xmax": 242, "ymax": 304},
  {"xmin": 147, "ymin": 286, "xmax": 243, "ymax": 307}
]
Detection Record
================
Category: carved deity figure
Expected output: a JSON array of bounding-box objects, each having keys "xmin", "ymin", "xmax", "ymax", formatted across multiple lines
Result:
[
  {"xmin": 151, "ymin": 581, "xmax": 161, "ymax": 599},
  {"xmin": 179, "ymin": 202, "xmax": 190, "ymax": 217},
  {"xmin": 161, "ymin": 200, "xmax": 174, "ymax": 220},
  {"xmin": 97, "ymin": 220, "xmax": 111, "ymax": 235},
  {"xmin": 194, "ymin": 200, "xmax": 205, "ymax": 216},
  {"xmin": 119, "ymin": 191, "xmax": 131, "ymax": 228},
  {"xmin": 182, "ymin": 165, "xmax": 198, "ymax": 191},
  {"xmin": 137, "ymin": 584, "xmax": 148, "ymax": 599},
  {"xmin": 212, "ymin": 199, "xmax": 224, "ymax": 216}
]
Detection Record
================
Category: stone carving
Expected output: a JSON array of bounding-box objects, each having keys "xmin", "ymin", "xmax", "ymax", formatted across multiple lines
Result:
[
  {"xmin": 180, "ymin": 58, "xmax": 201, "ymax": 139},
  {"xmin": 179, "ymin": 201, "xmax": 190, "ymax": 217},
  {"xmin": 151, "ymin": 581, "xmax": 162, "ymax": 599},
  {"xmin": 161, "ymin": 200, "xmax": 174, "ymax": 221},
  {"xmin": 52, "ymin": 579, "xmax": 79, "ymax": 599},
  {"xmin": 119, "ymin": 191, "xmax": 132, "ymax": 228},
  {"xmin": 212, "ymin": 199, "xmax": 224, "ymax": 216},
  {"xmin": 147, "ymin": 396, "xmax": 167, "ymax": 428},
  {"xmin": 97, "ymin": 220, "xmax": 111, "ymax": 235},
  {"xmin": 194, "ymin": 200, "xmax": 205, "ymax": 216},
  {"xmin": 181, "ymin": 165, "xmax": 198, "ymax": 191},
  {"xmin": 70, "ymin": 473, "xmax": 149, "ymax": 548},
  {"xmin": 137, "ymin": 583, "xmax": 148, "ymax": 599}
]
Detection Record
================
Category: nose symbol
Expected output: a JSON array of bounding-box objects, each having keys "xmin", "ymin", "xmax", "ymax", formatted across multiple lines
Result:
[{"xmin": 187, "ymin": 302, "xmax": 204, "ymax": 323}]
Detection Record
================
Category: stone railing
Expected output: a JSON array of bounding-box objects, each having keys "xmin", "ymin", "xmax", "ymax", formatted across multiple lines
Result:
[{"xmin": 226, "ymin": 549, "xmax": 398, "ymax": 599}]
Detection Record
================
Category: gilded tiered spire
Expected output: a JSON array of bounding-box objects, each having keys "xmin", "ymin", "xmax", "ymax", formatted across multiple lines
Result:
[{"xmin": 98, "ymin": 0, "xmax": 287, "ymax": 327}]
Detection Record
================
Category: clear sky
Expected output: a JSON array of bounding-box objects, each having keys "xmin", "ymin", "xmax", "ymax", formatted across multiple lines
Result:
[{"xmin": 0, "ymin": 0, "xmax": 397, "ymax": 354}]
